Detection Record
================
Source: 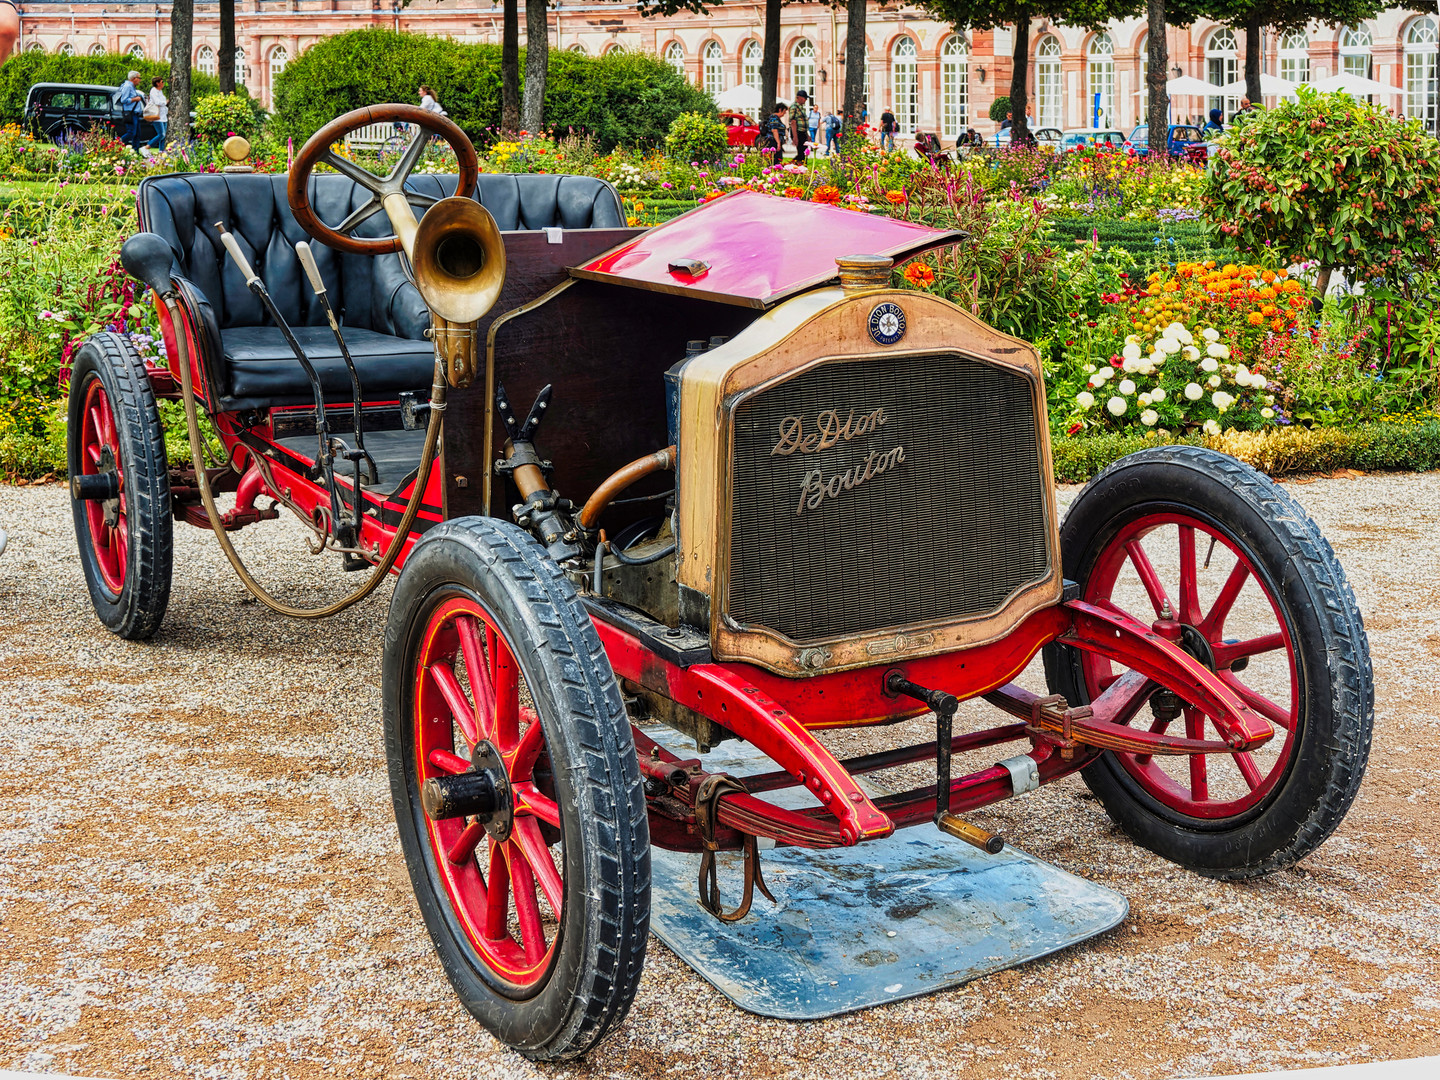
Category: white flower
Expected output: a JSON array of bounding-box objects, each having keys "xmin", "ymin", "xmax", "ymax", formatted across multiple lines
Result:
[
  {"xmin": 1200, "ymin": 356, "xmax": 1219, "ymax": 373},
  {"xmin": 1167, "ymin": 321, "xmax": 1186, "ymax": 338},
  {"xmin": 1122, "ymin": 343, "xmax": 1142, "ymax": 362},
  {"xmin": 1124, "ymin": 334, "xmax": 1139, "ymax": 346},
  {"xmin": 1138, "ymin": 392, "xmax": 1153, "ymax": 406},
  {"xmin": 1261, "ymin": 407, "xmax": 1275, "ymax": 418},
  {"xmin": 1212, "ymin": 391, "xmax": 1235, "ymax": 410},
  {"xmin": 1139, "ymin": 361, "xmax": 1157, "ymax": 376},
  {"xmin": 1122, "ymin": 356, "xmax": 1140, "ymax": 373},
  {"xmin": 1184, "ymin": 382, "xmax": 1203, "ymax": 401},
  {"xmin": 1118, "ymin": 378, "xmax": 1136, "ymax": 395},
  {"xmin": 1203, "ymin": 418, "xmax": 1221, "ymax": 436},
  {"xmin": 1152, "ymin": 386, "xmax": 1167, "ymax": 402},
  {"xmin": 1265, "ymin": 394, "xmax": 1275, "ymax": 405},
  {"xmin": 1084, "ymin": 363, "xmax": 1098, "ymax": 373},
  {"xmin": 1107, "ymin": 396, "xmax": 1127, "ymax": 416},
  {"xmin": 1141, "ymin": 408, "xmax": 1159, "ymax": 427},
  {"xmin": 1092, "ymin": 366, "xmax": 1114, "ymax": 383},
  {"xmin": 1176, "ymin": 328, "xmax": 1194, "ymax": 345},
  {"xmin": 1207, "ymin": 342, "xmax": 1231, "ymax": 359},
  {"xmin": 1202, "ymin": 327, "xmax": 1220, "ymax": 342},
  {"xmin": 1207, "ymin": 374, "xmax": 1223, "ymax": 388},
  {"xmin": 1182, "ymin": 345, "xmax": 1200, "ymax": 361},
  {"xmin": 1155, "ymin": 338, "xmax": 1178, "ymax": 355},
  {"xmin": 1076, "ymin": 391, "xmax": 1095, "ymax": 409}
]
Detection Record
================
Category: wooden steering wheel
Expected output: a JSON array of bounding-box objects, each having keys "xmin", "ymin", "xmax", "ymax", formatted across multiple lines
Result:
[{"xmin": 287, "ymin": 103, "xmax": 480, "ymax": 257}]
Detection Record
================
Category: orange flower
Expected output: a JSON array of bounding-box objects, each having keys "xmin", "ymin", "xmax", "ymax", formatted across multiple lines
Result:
[
  {"xmin": 885, "ymin": 189, "xmax": 907, "ymax": 205},
  {"xmin": 783, "ymin": 185, "xmax": 804, "ymax": 199},
  {"xmin": 812, "ymin": 185, "xmax": 842, "ymax": 205},
  {"xmin": 1271, "ymin": 318, "xmax": 1286, "ymax": 332},
  {"xmin": 904, "ymin": 262, "xmax": 936, "ymax": 288},
  {"xmin": 700, "ymin": 190, "xmax": 724, "ymax": 203},
  {"xmin": 1261, "ymin": 304, "xmax": 1278, "ymax": 316},
  {"xmin": 1261, "ymin": 269, "xmax": 1275, "ymax": 283},
  {"xmin": 1247, "ymin": 312, "xmax": 1265, "ymax": 326}
]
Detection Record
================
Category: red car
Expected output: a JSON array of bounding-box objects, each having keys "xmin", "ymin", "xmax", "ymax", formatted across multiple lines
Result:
[{"xmin": 720, "ymin": 110, "xmax": 760, "ymax": 146}]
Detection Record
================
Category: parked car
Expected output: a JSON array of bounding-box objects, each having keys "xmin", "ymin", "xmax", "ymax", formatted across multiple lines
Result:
[
  {"xmin": 719, "ymin": 110, "xmax": 760, "ymax": 147},
  {"xmin": 1060, "ymin": 128, "xmax": 1127, "ymax": 151},
  {"xmin": 1129, "ymin": 123, "xmax": 1208, "ymax": 162},
  {"xmin": 23, "ymin": 82, "xmax": 158, "ymax": 144},
  {"xmin": 992, "ymin": 126, "xmax": 1062, "ymax": 149}
]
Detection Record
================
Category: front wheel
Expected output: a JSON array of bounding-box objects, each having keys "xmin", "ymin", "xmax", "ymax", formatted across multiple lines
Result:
[
  {"xmin": 382, "ymin": 517, "xmax": 650, "ymax": 1061},
  {"xmin": 1044, "ymin": 446, "xmax": 1372, "ymax": 879}
]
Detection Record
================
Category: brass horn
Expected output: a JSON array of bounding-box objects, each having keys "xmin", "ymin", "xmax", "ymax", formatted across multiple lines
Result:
[{"xmin": 381, "ymin": 191, "xmax": 506, "ymax": 389}]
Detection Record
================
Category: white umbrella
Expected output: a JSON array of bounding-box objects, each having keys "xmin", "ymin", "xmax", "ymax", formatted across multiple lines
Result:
[
  {"xmin": 714, "ymin": 84, "xmax": 762, "ymax": 113},
  {"xmin": 1216, "ymin": 73, "xmax": 1299, "ymax": 97},
  {"xmin": 1307, "ymin": 72, "xmax": 1403, "ymax": 97},
  {"xmin": 1162, "ymin": 75, "xmax": 1222, "ymax": 97}
]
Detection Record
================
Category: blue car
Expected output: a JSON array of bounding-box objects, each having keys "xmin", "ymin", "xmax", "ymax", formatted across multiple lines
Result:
[{"xmin": 1128, "ymin": 123, "xmax": 1208, "ymax": 161}]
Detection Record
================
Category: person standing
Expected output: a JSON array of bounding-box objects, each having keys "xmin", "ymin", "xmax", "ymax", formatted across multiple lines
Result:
[
  {"xmin": 144, "ymin": 76, "xmax": 168, "ymax": 151},
  {"xmin": 756, "ymin": 102, "xmax": 788, "ymax": 156},
  {"xmin": 807, "ymin": 100, "xmax": 819, "ymax": 151},
  {"xmin": 117, "ymin": 70, "xmax": 144, "ymax": 153},
  {"xmin": 823, "ymin": 109, "xmax": 841, "ymax": 155},
  {"xmin": 418, "ymin": 85, "xmax": 445, "ymax": 115},
  {"xmin": 790, "ymin": 90, "xmax": 811, "ymax": 162},
  {"xmin": 879, "ymin": 105, "xmax": 896, "ymax": 151}
]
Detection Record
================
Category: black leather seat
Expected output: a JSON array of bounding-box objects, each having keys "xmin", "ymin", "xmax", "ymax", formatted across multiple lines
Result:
[{"xmin": 137, "ymin": 172, "xmax": 625, "ymax": 411}]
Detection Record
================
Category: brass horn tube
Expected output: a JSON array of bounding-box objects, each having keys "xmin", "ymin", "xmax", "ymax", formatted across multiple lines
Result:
[{"xmin": 578, "ymin": 446, "xmax": 677, "ymax": 530}]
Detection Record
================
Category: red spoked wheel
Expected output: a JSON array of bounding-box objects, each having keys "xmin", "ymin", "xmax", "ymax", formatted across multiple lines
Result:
[
  {"xmin": 1045, "ymin": 447, "xmax": 1372, "ymax": 879},
  {"xmin": 66, "ymin": 334, "xmax": 172, "ymax": 639},
  {"xmin": 1078, "ymin": 512, "xmax": 1298, "ymax": 820},
  {"xmin": 414, "ymin": 595, "xmax": 563, "ymax": 989},
  {"xmin": 383, "ymin": 517, "xmax": 649, "ymax": 1061}
]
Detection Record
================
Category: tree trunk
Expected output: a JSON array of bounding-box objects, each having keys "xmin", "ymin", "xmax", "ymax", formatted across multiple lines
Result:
[
  {"xmin": 1243, "ymin": 12, "xmax": 1262, "ymax": 108},
  {"xmin": 169, "ymin": 0, "xmax": 193, "ymax": 144},
  {"xmin": 502, "ymin": 0, "xmax": 521, "ymax": 133},
  {"xmin": 1146, "ymin": 0, "xmax": 1169, "ymax": 157},
  {"xmin": 218, "ymin": 0, "xmax": 235, "ymax": 94},
  {"xmin": 523, "ymin": 0, "xmax": 547, "ymax": 134},
  {"xmin": 1009, "ymin": 10, "xmax": 1032, "ymax": 147},
  {"xmin": 842, "ymin": 0, "xmax": 866, "ymax": 131},
  {"xmin": 1314, "ymin": 265, "xmax": 1333, "ymax": 301},
  {"xmin": 760, "ymin": 0, "xmax": 781, "ymax": 117}
]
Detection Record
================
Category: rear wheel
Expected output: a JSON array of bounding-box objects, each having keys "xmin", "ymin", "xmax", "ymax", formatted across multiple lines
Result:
[
  {"xmin": 67, "ymin": 333, "xmax": 172, "ymax": 639},
  {"xmin": 382, "ymin": 517, "xmax": 649, "ymax": 1061},
  {"xmin": 1044, "ymin": 446, "xmax": 1372, "ymax": 878}
]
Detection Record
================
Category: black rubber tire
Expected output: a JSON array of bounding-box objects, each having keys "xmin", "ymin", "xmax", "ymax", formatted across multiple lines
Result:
[
  {"xmin": 66, "ymin": 332, "xmax": 173, "ymax": 640},
  {"xmin": 1043, "ymin": 446, "xmax": 1373, "ymax": 879},
  {"xmin": 382, "ymin": 517, "xmax": 650, "ymax": 1061}
]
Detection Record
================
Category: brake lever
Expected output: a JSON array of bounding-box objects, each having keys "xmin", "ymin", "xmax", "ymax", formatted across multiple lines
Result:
[{"xmin": 516, "ymin": 384, "xmax": 552, "ymax": 443}]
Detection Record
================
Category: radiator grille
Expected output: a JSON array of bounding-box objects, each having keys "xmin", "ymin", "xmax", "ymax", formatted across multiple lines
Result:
[{"xmin": 726, "ymin": 352, "xmax": 1051, "ymax": 642}]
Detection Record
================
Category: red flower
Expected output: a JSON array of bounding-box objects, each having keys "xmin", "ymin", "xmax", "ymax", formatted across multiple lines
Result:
[{"xmin": 1067, "ymin": 421, "xmax": 1083, "ymax": 435}]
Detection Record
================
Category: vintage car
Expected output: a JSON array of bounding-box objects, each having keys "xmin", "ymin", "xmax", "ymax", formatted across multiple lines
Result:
[
  {"xmin": 24, "ymin": 82, "xmax": 161, "ymax": 144},
  {"xmin": 719, "ymin": 110, "xmax": 760, "ymax": 146},
  {"xmin": 1129, "ymin": 123, "xmax": 1209, "ymax": 162},
  {"xmin": 69, "ymin": 105, "xmax": 1372, "ymax": 1061},
  {"xmin": 1060, "ymin": 127, "xmax": 1128, "ymax": 150}
]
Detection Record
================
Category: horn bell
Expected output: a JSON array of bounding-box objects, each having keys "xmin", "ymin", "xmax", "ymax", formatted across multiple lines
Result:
[{"xmin": 411, "ymin": 196, "xmax": 506, "ymax": 324}]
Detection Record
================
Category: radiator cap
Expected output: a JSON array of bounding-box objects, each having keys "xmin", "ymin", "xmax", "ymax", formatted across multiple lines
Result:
[{"xmin": 836, "ymin": 254, "xmax": 893, "ymax": 294}]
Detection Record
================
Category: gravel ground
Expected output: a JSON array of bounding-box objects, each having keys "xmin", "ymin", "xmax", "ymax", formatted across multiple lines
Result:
[{"xmin": 1, "ymin": 473, "xmax": 1438, "ymax": 1080}]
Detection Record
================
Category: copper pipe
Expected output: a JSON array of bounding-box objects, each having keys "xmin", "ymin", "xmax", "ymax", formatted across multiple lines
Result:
[
  {"xmin": 503, "ymin": 440, "xmax": 550, "ymax": 499},
  {"xmin": 578, "ymin": 445, "xmax": 676, "ymax": 530}
]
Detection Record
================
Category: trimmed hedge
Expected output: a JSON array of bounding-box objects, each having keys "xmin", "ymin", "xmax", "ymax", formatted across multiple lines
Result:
[
  {"xmin": 0, "ymin": 52, "xmax": 222, "ymax": 126},
  {"xmin": 271, "ymin": 28, "xmax": 714, "ymax": 150},
  {"xmin": 1048, "ymin": 218, "xmax": 1217, "ymax": 261}
]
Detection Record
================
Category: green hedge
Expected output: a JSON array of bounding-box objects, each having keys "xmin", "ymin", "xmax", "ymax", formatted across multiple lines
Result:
[
  {"xmin": 1048, "ymin": 218, "xmax": 1218, "ymax": 261},
  {"xmin": 0, "ymin": 52, "xmax": 222, "ymax": 126},
  {"xmin": 271, "ymin": 28, "xmax": 714, "ymax": 150}
]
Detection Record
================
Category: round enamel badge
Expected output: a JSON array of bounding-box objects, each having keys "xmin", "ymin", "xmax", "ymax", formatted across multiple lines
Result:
[{"xmin": 868, "ymin": 302, "xmax": 906, "ymax": 346}]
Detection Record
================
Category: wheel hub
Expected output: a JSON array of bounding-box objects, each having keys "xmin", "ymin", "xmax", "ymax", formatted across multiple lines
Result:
[
  {"xmin": 97, "ymin": 446, "xmax": 121, "ymax": 529},
  {"xmin": 419, "ymin": 739, "xmax": 514, "ymax": 842}
]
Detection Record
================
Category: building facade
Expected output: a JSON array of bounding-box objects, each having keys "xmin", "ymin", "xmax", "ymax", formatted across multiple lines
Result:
[{"xmin": 8, "ymin": 2, "xmax": 1438, "ymax": 138}]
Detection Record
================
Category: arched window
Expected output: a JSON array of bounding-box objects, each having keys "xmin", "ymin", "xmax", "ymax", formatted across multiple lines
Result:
[
  {"xmin": 703, "ymin": 41, "xmax": 723, "ymax": 97},
  {"xmin": 791, "ymin": 38, "xmax": 815, "ymax": 100},
  {"xmin": 892, "ymin": 36, "xmax": 918, "ymax": 134},
  {"xmin": 569, "ymin": 43, "xmax": 587, "ymax": 54},
  {"xmin": 268, "ymin": 45, "xmax": 287, "ymax": 97},
  {"xmin": 197, "ymin": 44, "xmax": 217, "ymax": 77},
  {"xmin": 1137, "ymin": 32, "xmax": 1149, "ymax": 114},
  {"xmin": 57, "ymin": 42, "xmax": 76, "ymax": 57},
  {"xmin": 604, "ymin": 42, "xmax": 626, "ymax": 56},
  {"xmin": 1340, "ymin": 25, "xmax": 1372, "ymax": 80},
  {"xmin": 24, "ymin": 41, "xmax": 43, "ymax": 54},
  {"xmin": 127, "ymin": 43, "xmax": 145, "ymax": 60},
  {"xmin": 163, "ymin": 44, "xmax": 173, "ymax": 63},
  {"xmin": 743, "ymin": 40, "xmax": 761, "ymax": 90},
  {"xmin": 88, "ymin": 43, "xmax": 106, "ymax": 57},
  {"xmin": 1278, "ymin": 30, "xmax": 1308, "ymax": 85},
  {"xmin": 1086, "ymin": 33, "xmax": 1115, "ymax": 127},
  {"xmin": 664, "ymin": 41, "xmax": 685, "ymax": 77},
  {"xmin": 940, "ymin": 35, "xmax": 968, "ymax": 138},
  {"xmin": 1036, "ymin": 35, "xmax": 1062, "ymax": 128},
  {"xmin": 235, "ymin": 47, "xmax": 246, "ymax": 86},
  {"xmin": 1406, "ymin": 17, "xmax": 1439, "ymax": 135},
  {"xmin": 1206, "ymin": 28, "xmax": 1238, "ymax": 118}
]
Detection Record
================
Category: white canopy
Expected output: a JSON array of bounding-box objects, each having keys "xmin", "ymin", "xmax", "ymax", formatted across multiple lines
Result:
[
  {"xmin": 1307, "ymin": 72, "xmax": 1403, "ymax": 97},
  {"xmin": 714, "ymin": 84, "xmax": 762, "ymax": 113},
  {"xmin": 1139, "ymin": 75, "xmax": 1224, "ymax": 98},
  {"xmin": 1216, "ymin": 73, "xmax": 1299, "ymax": 97}
]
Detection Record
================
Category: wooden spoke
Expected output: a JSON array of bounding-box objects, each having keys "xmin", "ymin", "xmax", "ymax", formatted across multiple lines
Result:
[
  {"xmin": 1212, "ymin": 633, "xmax": 1286, "ymax": 669},
  {"xmin": 1234, "ymin": 751, "xmax": 1263, "ymax": 791},
  {"xmin": 483, "ymin": 842, "xmax": 510, "ymax": 941},
  {"xmin": 1219, "ymin": 673, "xmax": 1294, "ymax": 731},
  {"xmin": 491, "ymin": 631, "xmax": 520, "ymax": 752},
  {"xmin": 507, "ymin": 848, "xmax": 546, "ymax": 964},
  {"xmin": 1199, "ymin": 560, "xmax": 1250, "ymax": 639},
  {"xmin": 427, "ymin": 661, "xmax": 479, "ymax": 747},
  {"xmin": 512, "ymin": 819, "xmax": 563, "ymax": 913},
  {"xmin": 1177, "ymin": 525, "xmax": 1202, "ymax": 626},
  {"xmin": 427, "ymin": 747, "xmax": 472, "ymax": 775},
  {"xmin": 512, "ymin": 781, "xmax": 562, "ymax": 829},
  {"xmin": 1125, "ymin": 539, "xmax": 1172, "ymax": 618},
  {"xmin": 1185, "ymin": 707, "xmax": 1209, "ymax": 801},
  {"xmin": 456, "ymin": 616, "xmax": 496, "ymax": 741},
  {"xmin": 447, "ymin": 820, "xmax": 486, "ymax": 865}
]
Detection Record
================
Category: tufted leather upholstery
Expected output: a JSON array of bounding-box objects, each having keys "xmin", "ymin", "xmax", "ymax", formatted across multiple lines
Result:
[{"xmin": 137, "ymin": 171, "xmax": 625, "ymax": 410}]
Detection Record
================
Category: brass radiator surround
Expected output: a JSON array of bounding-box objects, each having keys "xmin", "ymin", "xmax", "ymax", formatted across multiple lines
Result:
[{"xmin": 676, "ymin": 288, "xmax": 1062, "ymax": 677}]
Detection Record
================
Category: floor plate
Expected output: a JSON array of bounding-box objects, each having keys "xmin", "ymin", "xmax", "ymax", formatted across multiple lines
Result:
[{"xmin": 646, "ymin": 732, "xmax": 1129, "ymax": 1021}]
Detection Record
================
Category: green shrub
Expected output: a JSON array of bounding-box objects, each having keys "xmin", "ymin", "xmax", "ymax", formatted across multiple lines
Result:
[
  {"xmin": 192, "ymin": 94, "xmax": 261, "ymax": 143},
  {"xmin": 272, "ymin": 29, "xmax": 713, "ymax": 150},
  {"xmin": 664, "ymin": 112, "xmax": 727, "ymax": 165},
  {"xmin": 0, "ymin": 51, "xmax": 221, "ymax": 126},
  {"xmin": 988, "ymin": 96, "xmax": 1011, "ymax": 123}
]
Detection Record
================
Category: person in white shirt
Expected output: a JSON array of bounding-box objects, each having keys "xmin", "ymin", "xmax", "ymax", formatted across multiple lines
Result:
[
  {"xmin": 145, "ymin": 76, "xmax": 168, "ymax": 150},
  {"xmin": 418, "ymin": 85, "xmax": 445, "ymax": 115}
]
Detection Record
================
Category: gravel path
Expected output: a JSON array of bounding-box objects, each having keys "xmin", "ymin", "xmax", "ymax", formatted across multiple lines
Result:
[{"xmin": 1, "ymin": 473, "xmax": 1438, "ymax": 1080}]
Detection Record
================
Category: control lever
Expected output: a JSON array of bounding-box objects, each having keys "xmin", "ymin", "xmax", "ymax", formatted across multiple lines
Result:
[
  {"xmin": 296, "ymin": 241, "xmax": 378, "ymax": 488},
  {"xmin": 215, "ymin": 221, "xmax": 352, "ymax": 547},
  {"xmin": 494, "ymin": 382, "xmax": 581, "ymax": 562}
]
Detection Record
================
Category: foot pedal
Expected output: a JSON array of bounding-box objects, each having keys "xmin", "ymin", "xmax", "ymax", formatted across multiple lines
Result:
[
  {"xmin": 340, "ymin": 551, "xmax": 371, "ymax": 572},
  {"xmin": 937, "ymin": 813, "xmax": 1004, "ymax": 854}
]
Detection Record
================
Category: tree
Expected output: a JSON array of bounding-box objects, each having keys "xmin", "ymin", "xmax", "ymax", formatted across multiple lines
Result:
[
  {"xmin": 760, "ymin": 0, "xmax": 781, "ymax": 115},
  {"xmin": 502, "ymin": 0, "xmax": 521, "ymax": 131},
  {"xmin": 219, "ymin": 0, "xmax": 236, "ymax": 95},
  {"xmin": 169, "ymin": 0, "xmax": 193, "ymax": 144},
  {"xmin": 917, "ymin": 0, "xmax": 1142, "ymax": 146},
  {"xmin": 523, "ymin": 0, "xmax": 548, "ymax": 133},
  {"xmin": 1204, "ymin": 88, "xmax": 1440, "ymax": 297},
  {"xmin": 1171, "ymin": 0, "xmax": 1385, "ymax": 106},
  {"xmin": 843, "ymin": 0, "xmax": 866, "ymax": 128},
  {"xmin": 1145, "ymin": 0, "xmax": 1169, "ymax": 156}
]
